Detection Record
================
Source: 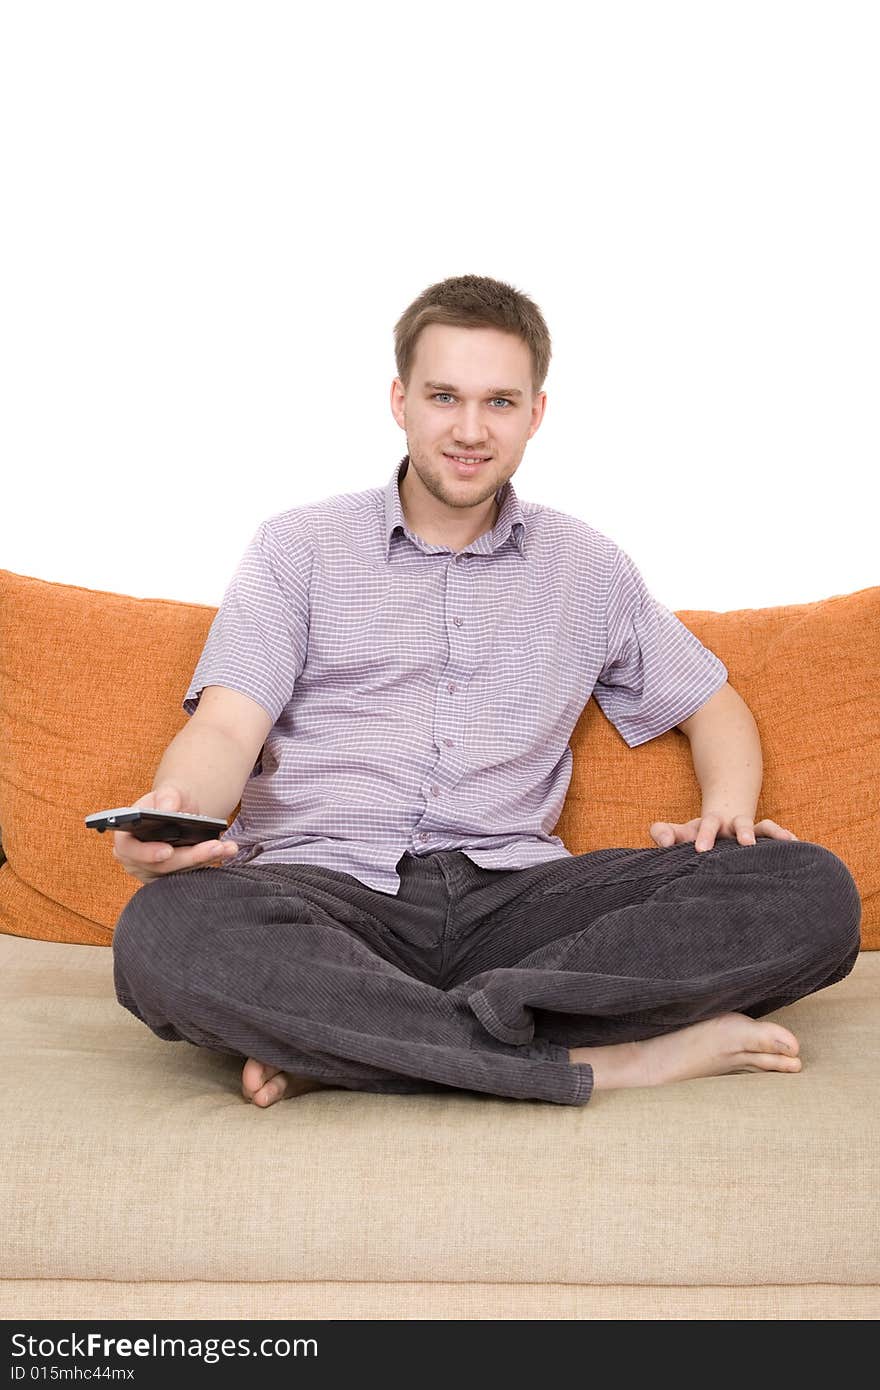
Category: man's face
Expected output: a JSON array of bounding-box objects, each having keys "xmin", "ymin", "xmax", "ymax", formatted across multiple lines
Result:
[{"xmin": 390, "ymin": 323, "xmax": 546, "ymax": 513}]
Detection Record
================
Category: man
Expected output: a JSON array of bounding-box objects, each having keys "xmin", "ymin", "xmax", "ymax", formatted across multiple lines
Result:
[{"xmin": 111, "ymin": 274, "xmax": 861, "ymax": 1109}]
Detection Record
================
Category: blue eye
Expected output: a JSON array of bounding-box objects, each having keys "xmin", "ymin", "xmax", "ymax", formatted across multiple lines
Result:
[{"xmin": 432, "ymin": 393, "xmax": 512, "ymax": 407}]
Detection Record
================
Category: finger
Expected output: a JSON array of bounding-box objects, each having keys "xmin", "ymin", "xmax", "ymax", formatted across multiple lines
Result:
[
  {"xmin": 139, "ymin": 847, "xmax": 225, "ymax": 878},
  {"xmin": 694, "ymin": 814, "xmax": 721, "ymax": 852},
  {"xmin": 178, "ymin": 839, "xmax": 239, "ymax": 870},
  {"xmin": 198, "ymin": 839, "xmax": 238, "ymax": 866},
  {"xmin": 186, "ymin": 839, "xmax": 239, "ymax": 861},
  {"xmin": 121, "ymin": 838, "xmax": 182, "ymax": 871},
  {"xmin": 118, "ymin": 832, "xmax": 174, "ymax": 865},
  {"xmin": 755, "ymin": 820, "xmax": 799, "ymax": 841},
  {"xmin": 113, "ymin": 829, "xmax": 161, "ymax": 864},
  {"xmin": 651, "ymin": 823, "xmax": 676, "ymax": 847},
  {"xmin": 733, "ymin": 816, "xmax": 756, "ymax": 846}
]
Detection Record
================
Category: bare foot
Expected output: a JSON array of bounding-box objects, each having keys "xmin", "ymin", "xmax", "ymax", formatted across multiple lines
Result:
[
  {"xmin": 569, "ymin": 1012, "xmax": 802, "ymax": 1091},
  {"xmin": 241, "ymin": 1057, "xmax": 329, "ymax": 1107}
]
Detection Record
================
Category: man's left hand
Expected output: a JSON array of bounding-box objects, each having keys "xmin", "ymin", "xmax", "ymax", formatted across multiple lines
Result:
[{"xmin": 649, "ymin": 814, "xmax": 799, "ymax": 852}]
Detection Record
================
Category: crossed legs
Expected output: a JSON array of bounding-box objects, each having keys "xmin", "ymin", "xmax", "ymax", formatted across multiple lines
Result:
[{"xmin": 113, "ymin": 838, "xmax": 862, "ymax": 1108}]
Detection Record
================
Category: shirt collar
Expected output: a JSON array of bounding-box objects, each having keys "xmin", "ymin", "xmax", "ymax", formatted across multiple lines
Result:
[{"xmin": 383, "ymin": 454, "xmax": 526, "ymax": 562}]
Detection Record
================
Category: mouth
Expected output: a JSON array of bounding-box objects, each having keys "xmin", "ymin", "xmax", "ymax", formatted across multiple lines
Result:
[{"xmin": 444, "ymin": 452, "xmax": 491, "ymax": 476}]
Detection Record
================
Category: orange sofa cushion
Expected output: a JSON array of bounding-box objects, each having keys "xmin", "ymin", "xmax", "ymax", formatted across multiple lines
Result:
[{"xmin": 1, "ymin": 567, "xmax": 877, "ymax": 948}]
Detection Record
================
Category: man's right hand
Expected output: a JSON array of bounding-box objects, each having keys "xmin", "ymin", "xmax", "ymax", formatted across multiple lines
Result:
[{"xmin": 112, "ymin": 786, "xmax": 238, "ymax": 885}]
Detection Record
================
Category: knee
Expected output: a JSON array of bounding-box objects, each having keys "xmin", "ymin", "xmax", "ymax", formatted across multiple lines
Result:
[
  {"xmin": 112, "ymin": 878, "xmax": 190, "ymax": 1001},
  {"xmin": 113, "ymin": 884, "xmax": 146, "ymax": 971},
  {"xmin": 112, "ymin": 881, "xmax": 211, "ymax": 1042},
  {"xmin": 113, "ymin": 881, "xmax": 160, "ymax": 963},
  {"xmin": 792, "ymin": 840, "xmax": 863, "ymax": 968}
]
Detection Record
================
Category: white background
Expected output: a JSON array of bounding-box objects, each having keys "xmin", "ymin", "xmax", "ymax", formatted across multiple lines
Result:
[{"xmin": 1, "ymin": 0, "xmax": 877, "ymax": 610}]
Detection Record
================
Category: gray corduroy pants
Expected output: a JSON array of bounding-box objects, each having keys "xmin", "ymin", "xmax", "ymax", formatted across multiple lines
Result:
[{"xmin": 112, "ymin": 836, "xmax": 862, "ymax": 1106}]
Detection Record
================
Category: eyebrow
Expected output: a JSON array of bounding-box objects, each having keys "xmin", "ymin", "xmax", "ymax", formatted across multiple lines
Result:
[{"xmin": 423, "ymin": 380, "xmax": 524, "ymax": 398}]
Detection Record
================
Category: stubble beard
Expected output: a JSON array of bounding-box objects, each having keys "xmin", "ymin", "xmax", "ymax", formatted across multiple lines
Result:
[{"xmin": 408, "ymin": 442, "xmax": 503, "ymax": 512}]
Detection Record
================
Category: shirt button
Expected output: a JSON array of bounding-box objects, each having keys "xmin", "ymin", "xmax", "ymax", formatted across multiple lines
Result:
[
  {"xmin": 443, "ymin": 738, "xmax": 454, "ymax": 746},
  {"xmin": 431, "ymin": 784, "xmax": 439, "ymax": 796},
  {"xmin": 418, "ymin": 832, "xmax": 429, "ymax": 841},
  {"xmin": 447, "ymin": 682, "xmax": 456, "ymax": 693},
  {"xmin": 453, "ymin": 617, "xmax": 463, "ymax": 626}
]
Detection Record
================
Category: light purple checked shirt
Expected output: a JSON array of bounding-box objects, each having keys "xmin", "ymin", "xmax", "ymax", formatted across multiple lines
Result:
[{"xmin": 183, "ymin": 454, "xmax": 728, "ymax": 895}]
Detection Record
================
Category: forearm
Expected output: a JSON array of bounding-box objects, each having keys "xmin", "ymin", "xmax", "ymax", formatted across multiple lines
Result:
[
  {"xmin": 686, "ymin": 696, "xmax": 763, "ymax": 820},
  {"xmin": 152, "ymin": 721, "xmax": 254, "ymax": 821}
]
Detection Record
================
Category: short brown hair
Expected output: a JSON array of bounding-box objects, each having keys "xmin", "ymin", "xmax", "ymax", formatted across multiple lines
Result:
[{"xmin": 393, "ymin": 274, "xmax": 551, "ymax": 398}]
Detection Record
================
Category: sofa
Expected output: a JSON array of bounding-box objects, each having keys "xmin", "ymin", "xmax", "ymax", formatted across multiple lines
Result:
[{"xmin": 1, "ymin": 564, "xmax": 878, "ymax": 1321}]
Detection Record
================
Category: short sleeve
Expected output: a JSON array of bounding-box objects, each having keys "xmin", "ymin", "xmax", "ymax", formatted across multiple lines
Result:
[
  {"xmin": 592, "ymin": 545, "xmax": 728, "ymax": 748},
  {"xmin": 182, "ymin": 518, "xmax": 311, "ymax": 727}
]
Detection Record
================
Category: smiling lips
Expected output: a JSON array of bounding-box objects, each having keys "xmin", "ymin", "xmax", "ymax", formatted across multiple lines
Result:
[{"xmin": 445, "ymin": 452, "xmax": 490, "ymax": 475}]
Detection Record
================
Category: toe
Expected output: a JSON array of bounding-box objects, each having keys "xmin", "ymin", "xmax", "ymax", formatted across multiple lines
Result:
[
  {"xmin": 759, "ymin": 1023, "xmax": 799, "ymax": 1056},
  {"xmin": 241, "ymin": 1060, "xmax": 260, "ymax": 1099},
  {"xmin": 739, "ymin": 1052, "xmax": 802, "ymax": 1073},
  {"xmin": 254, "ymin": 1072, "xmax": 288, "ymax": 1106},
  {"xmin": 775, "ymin": 1054, "xmax": 802, "ymax": 1071},
  {"xmin": 242, "ymin": 1058, "xmax": 281, "ymax": 1101}
]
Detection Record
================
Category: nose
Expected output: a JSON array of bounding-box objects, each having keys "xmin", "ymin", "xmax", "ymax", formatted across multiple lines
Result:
[{"xmin": 452, "ymin": 404, "xmax": 490, "ymax": 447}]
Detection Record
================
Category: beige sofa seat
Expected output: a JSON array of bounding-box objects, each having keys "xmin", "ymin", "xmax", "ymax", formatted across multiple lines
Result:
[{"xmin": 2, "ymin": 929, "xmax": 878, "ymax": 1321}]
